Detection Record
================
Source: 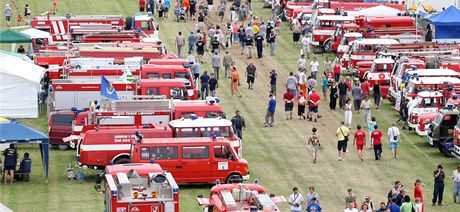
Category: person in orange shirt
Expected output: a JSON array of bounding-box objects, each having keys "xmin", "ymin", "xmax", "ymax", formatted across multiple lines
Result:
[
  {"xmin": 182, "ymin": 0, "xmax": 190, "ymax": 15},
  {"xmin": 231, "ymin": 66, "xmax": 242, "ymax": 97}
]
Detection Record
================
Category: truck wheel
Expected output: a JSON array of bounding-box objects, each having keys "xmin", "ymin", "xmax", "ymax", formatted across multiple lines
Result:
[
  {"xmin": 226, "ymin": 174, "xmax": 242, "ymax": 184},
  {"xmin": 57, "ymin": 144, "xmax": 70, "ymax": 150},
  {"xmin": 324, "ymin": 40, "xmax": 332, "ymax": 53},
  {"xmin": 438, "ymin": 139, "xmax": 454, "ymax": 157},
  {"xmin": 114, "ymin": 157, "xmax": 130, "ymax": 164}
]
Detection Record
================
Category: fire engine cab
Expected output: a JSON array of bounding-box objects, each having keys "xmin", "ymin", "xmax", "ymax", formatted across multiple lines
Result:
[
  {"xmin": 197, "ymin": 180, "xmax": 286, "ymax": 212},
  {"xmin": 104, "ymin": 163, "xmax": 179, "ymax": 212},
  {"xmin": 407, "ymin": 91, "xmax": 444, "ymax": 130}
]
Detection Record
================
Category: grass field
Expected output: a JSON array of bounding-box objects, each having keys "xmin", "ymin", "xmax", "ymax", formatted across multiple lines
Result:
[{"xmin": 1, "ymin": 0, "xmax": 460, "ymax": 211}]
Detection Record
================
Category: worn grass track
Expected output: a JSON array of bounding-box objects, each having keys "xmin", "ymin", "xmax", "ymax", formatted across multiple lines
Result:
[{"xmin": 1, "ymin": 0, "xmax": 459, "ymax": 211}]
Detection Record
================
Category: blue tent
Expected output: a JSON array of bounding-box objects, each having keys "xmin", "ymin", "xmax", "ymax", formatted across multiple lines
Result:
[
  {"xmin": 0, "ymin": 121, "xmax": 49, "ymax": 182},
  {"xmin": 430, "ymin": 6, "xmax": 460, "ymax": 39}
]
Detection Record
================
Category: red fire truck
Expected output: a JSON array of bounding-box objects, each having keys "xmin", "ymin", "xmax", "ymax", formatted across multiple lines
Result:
[
  {"xmin": 148, "ymin": 58, "xmax": 188, "ymax": 66},
  {"xmin": 341, "ymin": 38, "xmax": 400, "ymax": 71},
  {"xmin": 30, "ymin": 14, "xmax": 157, "ymax": 43},
  {"xmin": 104, "ymin": 163, "xmax": 179, "ymax": 212},
  {"xmin": 131, "ymin": 137, "xmax": 250, "ymax": 183},
  {"xmin": 388, "ymin": 58, "xmax": 426, "ymax": 102},
  {"xmin": 407, "ymin": 91, "xmax": 444, "ymax": 131},
  {"xmin": 310, "ymin": 15, "xmax": 355, "ymax": 50},
  {"xmin": 329, "ymin": 1, "xmax": 404, "ymax": 12},
  {"xmin": 78, "ymin": 43, "xmax": 164, "ymax": 62},
  {"xmin": 49, "ymin": 78, "xmax": 196, "ymax": 111},
  {"xmin": 140, "ymin": 64, "xmax": 197, "ymax": 94},
  {"xmin": 78, "ymin": 126, "xmax": 172, "ymax": 167},
  {"xmin": 60, "ymin": 99, "xmax": 223, "ymax": 149},
  {"xmin": 197, "ymin": 180, "xmax": 286, "ymax": 212}
]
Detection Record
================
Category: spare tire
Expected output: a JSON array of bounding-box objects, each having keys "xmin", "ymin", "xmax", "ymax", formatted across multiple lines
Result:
[{"xmin": 125, "ymin": 17, "xmax": 133, "ymax": 30}]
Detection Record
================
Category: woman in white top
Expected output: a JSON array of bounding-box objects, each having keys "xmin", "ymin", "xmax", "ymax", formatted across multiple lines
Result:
[{"xmin": 344, "ymin": 99, "xmax": 353, "ymax": 127}]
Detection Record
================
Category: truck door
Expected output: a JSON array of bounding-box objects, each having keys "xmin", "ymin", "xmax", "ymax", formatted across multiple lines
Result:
[
  {"xmin": 148, "ymin": 146, "xmax": 180, "ymax": 179},
  {"xmin": 179, "ymin": 145, "xmax": 211, "ymax": 182},
  {"xmin": 211, "ymin": 145, "xmax": 235, "ymax": 182}
]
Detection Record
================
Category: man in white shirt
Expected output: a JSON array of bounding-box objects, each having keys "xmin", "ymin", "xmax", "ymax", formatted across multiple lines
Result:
[
  {"xmin": 344, "ymin": 202, "xmax": 358, "ymax": 212},
  {"xmin": 289, "ymin": 187, "xmax": 304, "ymax": 212},
  {"xmin": 297, "ymin": 54, "xmax": 307, "ymax": 70},
  {"xmin": 452, "ymin": 165, "xmax": 460, "ymax": 203},
  {"xmin": 388, "ymin": 123, "xmax": 400, "ymax": 160},
  {"xmin": 310, "ymin": 57, "xmax": 320, "ymax": 80},
  {"xmin": 301, "ymin": 34, "xmax": 311, "ymax": 58}
]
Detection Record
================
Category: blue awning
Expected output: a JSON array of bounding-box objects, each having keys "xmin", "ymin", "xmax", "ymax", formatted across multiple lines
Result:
[{"xmin": 0, "ymin": 121, "xmax": 49, "ymax": 182}]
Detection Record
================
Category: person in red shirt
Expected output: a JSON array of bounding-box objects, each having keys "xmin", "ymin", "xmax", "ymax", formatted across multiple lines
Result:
[
  {"xmin": 361, "ymin": 80, "xmax": 370, "ymax": 97},
  {"xmin": 297, "ymin": 90, "xmax": 307, "ymax": 119},
  {"xmin": 353, "ymin": 125, "xmax": 366, "ymax": 161},
  {"xmin": 139, "ymin": 0, "xmax": 146, "ymax": 12},
  {"xmin": 283, "ymin": 89, "xmax": 295, "ymax": 120},
  {"xmin": 345, "ymin": 76, "xmax": 352, "ymax": 93},
  {"xmin": 370, "ymin": 125, "xmax": 383, "ymax": 160},
  {"xmin": 334, "ymin": 63, "xmax": 341, "ymax": 82},
  {"xmin": 309, "ymin": 89, "xmax": 320, "ymax": 122}
]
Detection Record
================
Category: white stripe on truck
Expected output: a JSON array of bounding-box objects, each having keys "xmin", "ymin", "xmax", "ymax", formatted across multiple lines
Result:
[{"xmin": 80, "ymin": 144, "xmax": 131, "ymax": 151}]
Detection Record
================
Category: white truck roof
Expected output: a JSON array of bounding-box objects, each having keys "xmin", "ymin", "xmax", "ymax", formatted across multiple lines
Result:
[
  {"xmin": 406, "ymin": 69, "xmax": 460, "ymax": 77},
  {"xmin": 169, "ymin": 118, "xmax": 231, "ymax": 128},
  {"xmin": 373, "ymin": 58, "xmax": 395, "ymax": 64},
  {"xmin": 417, "ymin": 91, "xmax": 443, "ymax": 98},
  {"xmin": 409, "ymin": 77, "xmax": 460, "ymax": 84},
  {"xmin": 317, "ymin": 15, "xmax": 355, "ymax": 21},
  {"xmin": 355, "ymin": 38, "xmax": 400, "ymax": 45}
]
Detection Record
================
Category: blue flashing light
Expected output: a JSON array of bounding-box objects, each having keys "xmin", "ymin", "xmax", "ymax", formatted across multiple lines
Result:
[
  {"xmin": 216, "ymin": 179, "xmax": 221, "ymax": 185},
  {"xmin": 109, "ymin": 160, "xmax": 114, "ymax": 165},
  {"xmin": 254, "ymin": 178, "xmax": 259, "ymax": 184},
  {"xmin": 150, "ymin": 159, "xmax": 155, "ymax": 164}
]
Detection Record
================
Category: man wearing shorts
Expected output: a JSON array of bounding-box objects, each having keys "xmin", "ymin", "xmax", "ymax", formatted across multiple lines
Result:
[
  {"xmin": 353, "ymin": 125, "xmax": 367, "ymax": 162},
  {"xmin": 336, "ymin": 122, "xmax": 350, "ymax": 161},
  {"xmin": 283, "ymin": 89, "xmax": 295, "ymax": 120},
  {"xmin": 3, "ymin": 144, "xmax": 18, "ymax": 184},
  {"xmin": 308, "ymin": 89, "xmax": 320, "ymax": 122},
  {"xmin": 388, "ymin": 123, "xmax": 400, "ymax": 160},
  {"xmin": 246, "ymin": 63, "xmax": 256, "ymax": 90}
]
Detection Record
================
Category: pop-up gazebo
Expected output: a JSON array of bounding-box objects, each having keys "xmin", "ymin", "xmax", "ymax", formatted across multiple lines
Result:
[{"xmin": 0, "ymin": 120, "xmax": 49, "ymax": 182}]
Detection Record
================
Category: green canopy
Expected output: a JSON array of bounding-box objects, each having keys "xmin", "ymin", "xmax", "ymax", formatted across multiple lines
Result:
[{"xmin": 0, "ymin": 29, "xmax": 32, "ymax": 43}]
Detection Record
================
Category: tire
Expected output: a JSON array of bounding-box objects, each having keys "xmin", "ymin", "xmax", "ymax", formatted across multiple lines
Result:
[
  {"xmin": 324, "ymin": 40, "xmax": 332, "ymax": 53},
  {"xmin": 226, "ymin": 174, "xmax": 242, "ymax": 184},
  {"xmin": 114, "ymin": 157, "xmax": 130, "ymax": 164},
  {"xmin": 438, "ymin": 138, "xmax": 454, "ymax": 157},
  {"xmin": 57, "ymin": 144, "xmax": 70, "ymax": 150}
]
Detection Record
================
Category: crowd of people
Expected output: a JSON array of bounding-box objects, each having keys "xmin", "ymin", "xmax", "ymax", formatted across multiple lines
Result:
[{"xmin": 289, "ymin": 165, "xmax": 460, "ymax": 212}]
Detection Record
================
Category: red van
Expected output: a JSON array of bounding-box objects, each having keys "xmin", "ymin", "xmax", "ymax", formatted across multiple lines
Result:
[
  {"xmin": 172, "ymin": 100, "xmax": 224, "ymax": 119},
  {"xmin": 48, "ymin": 111, "xmax": 76, "ymax": 150},
  {"xmin": 78, "ymin": 126, "xmax": 172, "ymax": 167},
  {"xmin": 131, "ymin": 137, "xmax": 250, "ymax": 183}
]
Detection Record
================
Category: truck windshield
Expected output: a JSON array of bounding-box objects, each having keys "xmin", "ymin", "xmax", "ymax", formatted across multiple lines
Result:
[
  {"xmin": 51, "ymin": 114, "xmax": 74, "ymax": 126},
  {"xmin": 433, "ymin": 113, "xmax": 444, "ymax": 125}
]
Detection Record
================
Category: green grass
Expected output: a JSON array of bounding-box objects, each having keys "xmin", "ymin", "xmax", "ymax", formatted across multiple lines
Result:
[{"xmin": 1, "ymin": 0, "xmax": 460, "ymax": 211}]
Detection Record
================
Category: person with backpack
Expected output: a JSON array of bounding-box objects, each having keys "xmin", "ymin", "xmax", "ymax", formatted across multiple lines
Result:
[{"xmin": 308, "ymin": 127, "xmax": 320, "ymax": 164}]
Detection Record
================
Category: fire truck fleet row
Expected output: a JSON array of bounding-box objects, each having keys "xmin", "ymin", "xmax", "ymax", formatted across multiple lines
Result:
[
  {"xmin": 276, "ymin": 1, "xmax": 460, "ymax": 161},
  {"xmin": 31, "ymin": 10, "xmax": 285, "ymax": 212},
  {"xmin": 32, "ymin": 1, "xmax": 460, "ymax": 211}
]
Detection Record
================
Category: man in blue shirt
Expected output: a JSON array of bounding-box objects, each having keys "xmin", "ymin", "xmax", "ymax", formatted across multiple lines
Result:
[
  {"xmin": 188, "ymin": 32, "xmax": 196, "ymax": 53},
  {"xmin": 265, "ymin": 94, "xmax": 276, "ymax": 127},
  {"xmin": 388, "ymin": 198, "xmax": 400, "ymax": 212},
  {"xmin": 306, "ymin": 197, "xmax": 321, "ymax": 212},
  {"xmin": 3, "ymin": 144, "xmax": 18, "ymax": 184},
  {"xmin": 18, "ymin": 152, "xmax": 32, "ymax": 181}
]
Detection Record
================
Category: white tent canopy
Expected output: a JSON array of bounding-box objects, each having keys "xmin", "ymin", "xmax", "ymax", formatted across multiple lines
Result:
[
  {"xmin": 20, "ymin": 28, "xmax": 52, "ymax": 39},
  {"xmin": 353, "ymin": 5, "xmax": 403, "ymax": 17},
  {"xmin": 0, "ymin": 56, "xmax": 46, "ymax": 118}
]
